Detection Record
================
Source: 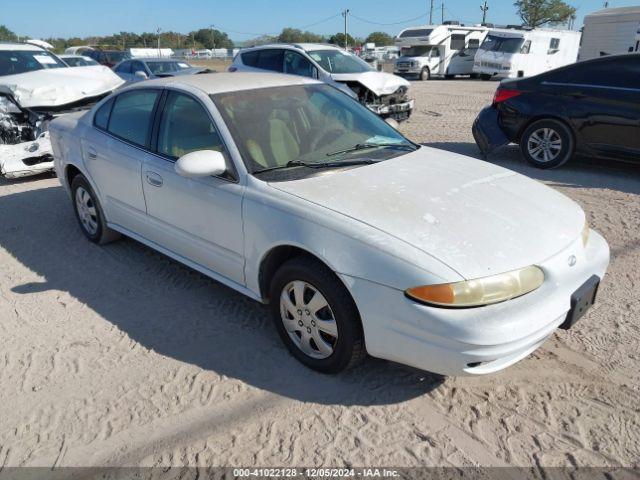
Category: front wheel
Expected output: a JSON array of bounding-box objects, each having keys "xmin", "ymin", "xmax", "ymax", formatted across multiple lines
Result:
[
  {"xmin": 420, "ymin": 67, "xmax": 430, "ymax": 81},
  {"xmin": 269, "ymin": 257, "xmax": 366, "ymax": 373},
  {"xmin": 520, "ymin": 119, "xmax": 574, "ymax": 169}
]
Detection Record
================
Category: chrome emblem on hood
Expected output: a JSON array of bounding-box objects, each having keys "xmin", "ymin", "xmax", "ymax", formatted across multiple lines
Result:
[{"xmin": 568, "ymin": 255, "xmax": 577, "ymax": 267}]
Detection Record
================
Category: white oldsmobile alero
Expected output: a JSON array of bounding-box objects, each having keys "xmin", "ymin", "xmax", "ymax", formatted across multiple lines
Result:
[{"xmin": 49, "ymin": 73, "xmax": 610, "ymax": 376}]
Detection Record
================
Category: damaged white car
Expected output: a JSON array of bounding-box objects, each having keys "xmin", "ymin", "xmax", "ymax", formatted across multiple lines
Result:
[
  {"xmin": 229, "ymin": 43, "xmax": 414, "ymax": 121},
  {"xmin": 0, "ymin": 43, "xmax": 124, "ymax": 178}
]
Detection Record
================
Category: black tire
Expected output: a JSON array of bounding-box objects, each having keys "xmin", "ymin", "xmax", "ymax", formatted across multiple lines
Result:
[
  {"xmin": 70, "ymin": 174, "xmax": 121, "ymax": 244},
  {"xmin": 420, "ymin": 67, "xmax": 430, "ymax": 81},
  {"xmin": 519, "ymin": 119, "xmax": 574, "ymax": 169},
  {"xmin": 269, "ymin": 256, "xmax": 366, "ymax": 374},
  {"xmin": 480, "ymin": 73, "xmax": 492, "ymax": 81},
  {"xmin": 444, "ymin": 74, "xmax": 455, "ymax": 80},
  {"xmin": 470, "ymin": 73, "xmax": 479, "ymax": 79}
]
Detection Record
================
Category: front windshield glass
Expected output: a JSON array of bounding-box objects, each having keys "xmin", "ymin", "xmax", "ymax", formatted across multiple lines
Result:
[
  {"xmin": 307, "ymin": 50, "xmax": 372, "ymax": 73},
  {"xmin": 480, "ymin": 35, "xmax": 525, "ymax": 54},
  {"xmin": 212, "ymin": 84, "xmax": 414, "ymax": 175},
  {"xmin": 147, "ymin": 61, "xmax": 180, "ymax": 74},
  {"xmin": 0, "ymin": 50, "xmax": 67, "ymax": 76},
  {"xmin": 401, "ymin": 46, "xmax": 437, "ymax": 57},
  {"xmin": 105, "ymin": 51, "xmax": 130, "ymax": 63}
]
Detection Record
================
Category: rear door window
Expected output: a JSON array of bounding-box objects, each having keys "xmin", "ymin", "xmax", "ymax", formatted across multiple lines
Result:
[
  {"xmin": 107, "ymin": 90, "xmax": 160, "ymax": 147},
  {"xmin": 257, "ymin": 49, "xmax": 284, "ymax": 72},
  {"xmin": 94, "ymin": 97, "xmax": 115, "ymax": 130}
]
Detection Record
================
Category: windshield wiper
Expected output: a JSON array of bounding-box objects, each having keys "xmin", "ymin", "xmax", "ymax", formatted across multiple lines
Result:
[
  {"xmin": 326, "ymin": 142, "xmax": 418, "ymax": 157},
  {"xmin": 252, "ymin": 158, "xmax": 378, "ymax": 174}
]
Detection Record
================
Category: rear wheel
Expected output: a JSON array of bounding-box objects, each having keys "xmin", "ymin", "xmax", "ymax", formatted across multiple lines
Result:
[
  {"xmin": 520, "ymin": 119, "xmax": 574, "ymax": 169},
  {"xmin": 444, "ymin": 74, "xmax": 455, "ymax": 80},
  {"xmin": 420, "ymin": 67, "xmax": 430, "ymax": 81},
  {"xmin": 71, "ymin": 174, "xmax": 121, "ymax": 244},
  {"xmin": 269, "ymin": 256, "xmax": 366, "ymax": 373},
  {"xmin": 480, "ymin": 73, "xmax": 492, "ymax": 81}
]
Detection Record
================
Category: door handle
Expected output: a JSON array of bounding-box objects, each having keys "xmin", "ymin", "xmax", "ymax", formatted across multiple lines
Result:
[
  {"xmin": 145, "ymin": 171, "xmax": 163, "ymax": 187},
  {"xmin": 86, "ymin": 148, "xmax": 97, "ymax": 160}
]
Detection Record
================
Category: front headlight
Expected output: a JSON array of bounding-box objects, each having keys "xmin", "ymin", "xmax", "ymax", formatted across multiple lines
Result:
[
  {"xmin": 405, "ymin": 265, "xmax": 545, "ymax": 308},
  {"xmin": 582, "ymin": 221, "xmax": 590, "ymax": 247}
]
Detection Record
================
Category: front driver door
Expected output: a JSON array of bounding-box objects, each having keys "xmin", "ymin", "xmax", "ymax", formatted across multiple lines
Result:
[{"xmin": 141, "ymin": 90, "xmax": 246, "ymax": 286}]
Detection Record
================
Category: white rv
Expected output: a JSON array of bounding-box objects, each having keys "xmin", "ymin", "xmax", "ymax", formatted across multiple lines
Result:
[
  {"xmin": 473, "ymin": 27, "xmax": 581, "ymax": 79},
  {"xmin": 579, "ymin": 6, "xmax": 640, "ymax": 61},
  {"xmin": 394, "ymin": 23, "xmax": 488, "ymax": 80}
]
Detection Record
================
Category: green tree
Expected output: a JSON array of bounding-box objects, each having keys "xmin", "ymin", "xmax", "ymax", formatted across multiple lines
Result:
[
  {"xmin": 189, "ymin": 28, "xmax": 234, "ymax": 49},
  {"xmin": 277, "ymin": 28, "xmax": 325, "ymax": 44},
  {"xmin": 0, "ymin": 25, "xmax": 18, "ymax": 42},
  {"xmin": 514, "ymin": 0, "xmax": 576, "ymax": 27},
  {"xmin": 328, "ymin": 32, "xmax": 355, "ymax": 47},
  {"xmin": 365, "ymin": 31, "xmax": 394, "ymax": 46}
]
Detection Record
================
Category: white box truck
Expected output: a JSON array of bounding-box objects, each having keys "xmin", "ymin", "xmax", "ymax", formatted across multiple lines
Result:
[
  {"xmin": 473, "ymin": 27, "xmax": 581, "ymax": 79},
  {"xmin": 394, "ymin": 23, "xmax": 488, "ymax": 80},
  {"xmin": 579, "ymin": 6, "xmax": 640, "ymax": 60}
]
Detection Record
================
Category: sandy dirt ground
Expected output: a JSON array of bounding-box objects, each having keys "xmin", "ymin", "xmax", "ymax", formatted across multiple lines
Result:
[{"xmin": 0, "ymin": 80, "xmax": 639, "ymax": 469}]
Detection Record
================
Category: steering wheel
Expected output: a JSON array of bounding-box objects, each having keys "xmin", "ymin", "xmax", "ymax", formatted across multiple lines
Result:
[{"xmin": 309, "ymin": 124, "xmax": 346, "ymax": 151}]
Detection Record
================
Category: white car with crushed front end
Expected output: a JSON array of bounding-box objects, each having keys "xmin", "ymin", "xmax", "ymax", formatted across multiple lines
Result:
[{"xmin": 49, "ymin": 73, "xmax": 609, "ymax": 375}]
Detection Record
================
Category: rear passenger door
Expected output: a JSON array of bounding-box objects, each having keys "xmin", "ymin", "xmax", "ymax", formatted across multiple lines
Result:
[
  {"xmin": 542, "ymin": 57, "xmax": 640, "ymax": 160},
  {"xmin": 82, "ymin": 89, "xmax": 162, "ymax": 232},
  {"xmin": 141, "ymin": 90, "xmax": 246, "ymax": 286}
]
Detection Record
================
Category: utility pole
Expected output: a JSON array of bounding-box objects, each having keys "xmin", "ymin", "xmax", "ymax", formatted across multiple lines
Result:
[
  {"xmin": 603, "ymin": 1, "xmax": 609, "ymax": 7},
  {"xmin": 156, "ymin": 28, "xmax": 161, "ymax": 56},
  {"xmin": 210, "ymin": 24, "xmax": 216, "ymax": 56},
  {"xmin": 341, "ymin": 9, "xmax": 350, "ymax": 50},
  {"xmin": 429, "ymin": 0, "xmax": 434, "ymax": 24},
  {"xmin": 480, "ymin": 1, "xmax": 489, "ymax": 24},
  {"xmin": 441, "ymin": 3, "xmax": 444, "ymax": 23}
]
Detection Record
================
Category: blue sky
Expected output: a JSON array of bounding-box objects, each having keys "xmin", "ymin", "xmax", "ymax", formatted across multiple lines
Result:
[{"xmin": 4, "ymin": 0, "xmax": 636, "ymax": 41}]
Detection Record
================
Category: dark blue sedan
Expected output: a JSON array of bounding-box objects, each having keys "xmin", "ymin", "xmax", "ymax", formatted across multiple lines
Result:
[{"xmin": 113, "ymin": 58, "xmax": 210, "ymax": 83}]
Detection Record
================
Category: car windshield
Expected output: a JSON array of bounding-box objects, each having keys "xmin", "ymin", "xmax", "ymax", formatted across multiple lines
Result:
[
  {"xmin": 64, "ymin": 56, "xmax": 98, "ymax": 67},
  {"xmin": 105, "ymin": 51, "xmax": 130, "ymax": 63},
  {"xmin": 401, "ymin": 46, "xmax": 438, "ymax": 57},
  {"xmin": 212, "ymin": 84, "xmax": 415, "ymax": 175},
  {"xmin": 307, "ymin": 50, "xmax": 372, "ymax": 73},
  {"xmin": 480, "ymin": 35, "xmax": 525, "ymax": 54},
  {"xmin": 0, "ymin": 49, "xmax": 67, "ymax": 76},
  {"xmin": 146, "ymin": 61, "xmax": 191, "ymax": 74}
]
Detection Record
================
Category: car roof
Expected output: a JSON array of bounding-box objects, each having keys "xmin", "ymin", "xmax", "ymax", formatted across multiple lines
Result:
[
  {"xmin": 137, "ymin": 58, "xmax": 183, "ymax": 63},
  {"xmin": 243, "ymin": 43, "xmax": 343, "ymax": 53},
  {"xmin": 135, "ymin": 72, "xmax": 321, "ymax": 94},
  {"xmin": 0, "ymin": 43, "xmax": 46, "ymax": 52}
]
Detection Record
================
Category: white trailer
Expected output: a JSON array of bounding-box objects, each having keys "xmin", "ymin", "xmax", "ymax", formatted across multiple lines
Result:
[
  {"xmin": 579, "ymin": 6, "xmax": 640, "ymax": 61},
  {"xmin": 394, "ymin": 23, "xmax": 488, "ymax": 80},
  {"xmin": 473, "ymin": 27, "xmax": 581, "ymax": 79}
]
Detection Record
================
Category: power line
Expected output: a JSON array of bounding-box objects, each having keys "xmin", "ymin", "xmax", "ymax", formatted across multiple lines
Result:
[{"xmin": 350, "ymin": 12, "xmax": 436, "ymax": 26}]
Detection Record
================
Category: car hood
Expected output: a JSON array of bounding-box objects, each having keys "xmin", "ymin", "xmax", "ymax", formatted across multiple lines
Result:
[
  {"xmin": 330, "ymin": 71, "xmax": 410, "ymax": 96},
  {"xmin": 270, "ymin": 147, "xmax": 584, "ymax": 280},
  {"xmin": 0, "ymin": 66, "xmax": 125, "ymax": 108}
]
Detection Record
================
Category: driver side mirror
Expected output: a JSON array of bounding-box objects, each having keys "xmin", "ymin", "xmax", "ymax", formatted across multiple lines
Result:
[
  {"xmin": 134, "ymin": 70, "xmax": 148, "ymax": 80},
  {"xmin": 175, "ymin": 150, "xmax": 226, "ymax": 178}
]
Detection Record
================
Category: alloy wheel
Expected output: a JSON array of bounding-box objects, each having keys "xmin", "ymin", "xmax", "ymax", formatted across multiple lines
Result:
[
  {"xmin": 279, "ymin": 280, "xmax": 338, "ymax": 359},
  {"xmin": 527, "ymin": 127, "xmax": 563, "ymax": 163}
]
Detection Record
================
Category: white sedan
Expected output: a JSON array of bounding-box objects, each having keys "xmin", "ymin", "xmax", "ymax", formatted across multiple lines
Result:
[{"xmin": 49, "ymin": 73, "xmax": 609, "ymax": 375}]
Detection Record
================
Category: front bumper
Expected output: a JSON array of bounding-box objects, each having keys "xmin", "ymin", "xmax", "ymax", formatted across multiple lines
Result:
[
  {"xmin": 0, "ymin": 132, "xmax": 54, "ymax": 179},
  {"xmin": 367, "ymin": 99, "xmax": 414, "ymax": 122},
  {"xmin": 341, "ymin": 230, "xmax": 610, "ymax": 376}
]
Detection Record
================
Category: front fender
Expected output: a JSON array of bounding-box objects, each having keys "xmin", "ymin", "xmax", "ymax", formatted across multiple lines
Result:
[{"xmin": 242, "ymin": 179, "xmax": 463, "ymax": 299}]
